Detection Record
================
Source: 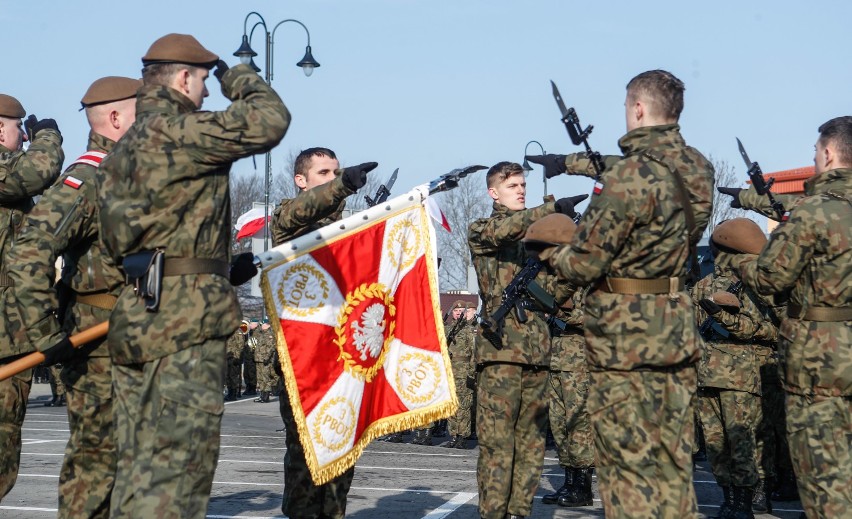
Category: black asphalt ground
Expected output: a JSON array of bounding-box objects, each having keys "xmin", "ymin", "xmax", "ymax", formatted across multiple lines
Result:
[{"xmin": 2, "ymin": 381, "xmax": 805, "ymax": 518}]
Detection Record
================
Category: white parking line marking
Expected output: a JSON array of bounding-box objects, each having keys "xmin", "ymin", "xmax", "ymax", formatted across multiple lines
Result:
[
  {"xmin": 420, "ymin": 492, "xmax": 477, "ymax": 519},
  {"xmin": 21, "ymin": 439, "xmax": 66, "ymax": 445},
  {"xmin": 21, "ymin": 427, "xmax": 70, "ymax": 432},
  {"xmin": 217, "ymin": 445, "xmax": 468, "ymax": 458},
  {"xmin": 0, "ymin": 506, "xmax": 59, "ymax": 512},
  {"xmin": 21, "ymin": 453, "xmax": 64, "ymax": 456},
  {"xmin": 21, "ymin": 420, "xmax": 69, "ymax": 424}
]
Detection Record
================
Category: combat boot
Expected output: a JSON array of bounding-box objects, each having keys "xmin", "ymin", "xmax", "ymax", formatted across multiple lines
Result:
[
  {"xmin": 385, "ymin": 431, "xmax": 405, "ymax": 443},
  {"xmin": 453, "ymin": 436, "xmax": 467, "ymax": 449},
  {"xmin": 558, "ymin": 467, "xmax": 594, "ymax": 507},
  {"xmin": 244, "ymin": 386, "xmax": 257, "ymax": 396},
  {"xmin": 44, "ymin": 395, "xmax": 58, "ymax": 407},
  {"xmin": 225, "ymin": 387, "xmax": 237, "ymax": 401},
  {"xmin": 506, "ymin": 514, "xmax": 524, "ymax": 519},
  {"xmin": 751, "ymin": 478, "xmax": 771, "ymax": 513},
  {"xmin": 771, "ymin": 472, "xmax": 799, "ymax": 502},
  {"xmin": 254, "ymin": 391, "xmax": 269, "ymax": 403},
  {"xmin": 442, "ymin": 435, "xmax": 459, "ymax": 448},
  {"xmin": 714, "ymin": 486, "xmax": 733, "ymax": 519},
  {"xmin": 431, "ymin": 419, "xmax": 448, "ymax": 438},
  {"xmin": 730, "ymin": 486, "xmax": 755, "ymax": 519},
  {"xmin": 56, "ymin": 395, "xmax": 66, "ymax": 407},
  {"xmin": 542, "ymin": 467, "xmax": 572, "ymax": 504}
]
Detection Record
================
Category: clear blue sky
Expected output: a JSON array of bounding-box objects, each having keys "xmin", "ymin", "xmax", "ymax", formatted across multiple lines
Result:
[{"xmin": 4, "ymin": 0, "xmax": 849, "ymax": 209}]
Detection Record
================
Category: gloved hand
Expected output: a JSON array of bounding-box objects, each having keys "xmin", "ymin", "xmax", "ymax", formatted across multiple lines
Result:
[
  {"xmin": 341, "ymin": 162, "xmax": 378, "ymax": 191},
  {"xmin": 40, "ymin": 337, "xmax": 76, "ymax": 366},
  {"xmin": 24, "ymin": 115, "xmax": 60, "ymax": 141},
  {"xmin": 525, "ymin": 154, "xmax": 567, "ymax": 179},
  {"xmin": 213, "ymin": 60, "xmax": 230, "ymax": 82},
  {"xmin": 717, "ymin": 187, "xmax": 743, "ymax": 209},
  {"xmin": 554, "ymin": 194, "xmax": 589, "ymax": 217},
  {"xmin": 465, "ymin": 375, "xmax": 477, "ymax": 390},
  {"xmin": 699, "ymin": 298, "xmax": 722, "ymax": 316},
  {"xmin": 229, "ymin": 252, "xmax": 258, "ymax": 286}
]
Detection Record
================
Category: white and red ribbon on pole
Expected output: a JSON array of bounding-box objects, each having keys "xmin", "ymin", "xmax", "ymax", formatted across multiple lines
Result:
[{"xmin": 235, "ymin": 207, "xmax": 270, "ymax": 240}]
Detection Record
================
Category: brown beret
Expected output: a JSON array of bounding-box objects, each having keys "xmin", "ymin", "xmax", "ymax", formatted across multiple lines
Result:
[
  {"xmin": 464, "ymin": 302, "xmax": 477, "ymax": 309},
  {"xmin": 711, "ymin": 218, "xmax": 767, "ymax": 255},
  {"xmin": 0, "ymin": 94, "xmax": 25, "ymax": 119},
  {"xmin": 709, "ymin": 291, "xmax": 741, "ymax": 310},
  {"xmin": 523, "ymin": 213, "xmax": 577, "ymax": 246},
  {"xmin": 142, "ymin": 33, "xmax": 218, "ymax": 68},
  {"xmin": 452, "ymin": 300, "xmax": 466, "ymax": 310},
  {"xmin": 80, "ymin": 76, "xmax": 143, "ymax": 110}
]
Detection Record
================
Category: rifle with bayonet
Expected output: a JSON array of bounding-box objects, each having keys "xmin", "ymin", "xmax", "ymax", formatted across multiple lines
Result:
[
  {"xmin": 480, "ymin": 258, "xmax": 558, "ymax": 350},
  {"xmin": 365, "ymin": 168, "xmax": 398, "ymax": 207},
  {"xmin": 736, "ymin": 138, "xmax": 787, "ymax": 221},
  {"xmin": 429, "ymin": 165, "xmax": 487, "ymax": 194},
  {"xmin": 551, "ymin": 80, "xmax": 606, "ymax": 182},
  {"xmin": 698, "ymin": 280, "xmax": 743, "ymax": 340}
]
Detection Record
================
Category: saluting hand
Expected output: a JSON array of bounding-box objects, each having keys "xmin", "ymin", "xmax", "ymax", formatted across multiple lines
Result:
[{"xmin": 213, "ymin": 60, "xmax": 230, "ymax": 82}]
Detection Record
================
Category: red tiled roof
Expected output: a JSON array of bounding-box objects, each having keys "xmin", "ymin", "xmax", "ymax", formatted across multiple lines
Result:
[{"xmin": 747, "ymin": 166, "xmax": 814, "ymax": 195}]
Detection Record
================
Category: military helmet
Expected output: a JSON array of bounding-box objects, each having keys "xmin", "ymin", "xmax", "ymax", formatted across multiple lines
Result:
[
  {"xmin": 711, "ymin": 218, "xmax": 767, "ymax": 255},
  {"xmin": 0, "ymin": 94, "xmax": 25, "ymax": 119}
]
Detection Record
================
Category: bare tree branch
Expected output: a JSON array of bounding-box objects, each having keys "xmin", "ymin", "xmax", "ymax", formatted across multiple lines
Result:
[{"xmin": 708, "ymin": 156, "xmax": 749, "ymax": 235}]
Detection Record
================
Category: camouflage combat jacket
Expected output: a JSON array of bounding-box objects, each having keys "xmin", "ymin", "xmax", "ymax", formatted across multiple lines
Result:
[
  {"xmin": 739, "ymin": 168, "xmax": 852, "ymax": 397},
  {"xmin": 97, "ymin": 64, "xmax": 290, "ymax": 364},
  {"xmin": 446, "ymin": 317, "xmax": 474, "ymax": 366},
  {"xmin": 692, "ymin": 253, "xmax": 778, "ymax": 394},
  {"xmin": 550, "ymin": 124, "xmax": 715, "ymax": 371},
  {"xmin": 270, "ymin": 174, "xmax": 353, "ymax": 245},
  {"xmin": 254, "ymin": 328, "xmax": 276, "ymax": 364},
  {"xmin": 550, "ymin": 288, "xmax": 587, "ymax": 372},
  {"xmin": 0, "ymin": 128, "xmax": 64, "ymax": 358},
  {"xmin": 7, "ymin": 132, "xmax": 121, "ymax": 358},
  {"xmin": 468, "ymin": 201, "xmax": 568, "ymax": 366}
]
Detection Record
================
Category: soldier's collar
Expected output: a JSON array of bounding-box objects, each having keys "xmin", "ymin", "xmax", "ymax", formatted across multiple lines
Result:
[
  {"xmin": 137, "ymin": 85, "xmax": 198, "ymax": 116},
  {"xmin": 618, "ymin": 123, "xmax": 683, "ymax": 155},
  {"xmin": 803, "ymin": 167, "xmax": 852, "ymax": 195},
  {"xmin": 87, "ymin": 130, "xmax": 115, "ymax": 154}
]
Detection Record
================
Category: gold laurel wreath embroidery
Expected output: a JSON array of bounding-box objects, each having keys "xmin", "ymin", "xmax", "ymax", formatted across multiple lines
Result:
[
  {"xmin": 312, "ymin": 396, "xmax": 356, "ymax": 452},
  {"xmin": 277, "ymin": 263, "xmax": 330, "ymax": 318},
  {"xmin": 334, "ymin": 282, "xmax": 396, "ymax": 383},
  {"xmin": 386, "ymin": 219, "xmax": 421, "ymax": 272},
  {"xmin": 394, "ymin": 352, "xmax": 441, "ymax": 405}
]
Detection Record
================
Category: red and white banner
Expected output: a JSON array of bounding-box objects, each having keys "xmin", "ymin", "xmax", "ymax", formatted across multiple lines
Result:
[
  {"xmin": 260, "ymin": 187, "xmax": 457, "ymax": 484},
  {"xmin": 235, "ymin": 207, "xmax": 269, "ymax": 240}
]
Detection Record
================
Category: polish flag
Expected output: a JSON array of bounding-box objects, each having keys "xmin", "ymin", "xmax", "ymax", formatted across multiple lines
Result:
[
  {"xmin": 235, "ymin": 207, "xmax": 269, "ymax": 240},
  {"xmin": 425, "ymin": 197, "xmax": 451, "ymax": 232}
]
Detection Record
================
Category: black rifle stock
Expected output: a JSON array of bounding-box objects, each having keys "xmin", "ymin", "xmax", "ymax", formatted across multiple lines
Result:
[{"xmin": 698, "ymin": 280, "xmax": 743, "ymax": 340}]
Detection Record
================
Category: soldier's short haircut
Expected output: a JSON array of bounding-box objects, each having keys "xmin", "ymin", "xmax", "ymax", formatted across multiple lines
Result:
[
  {"xmin": 294, "ymin": 147, "xmax": 338, "ymax": 177},
  {"xmin": 626, "ymin": 69, "xmax": 685, "ymax": 122},
  {"xmin": 141, "ymin": 63, "xmax": 200, "ymax": 87},
  {"xmin": 486, "ymin": 161, "xmax": 525, "ymax": 188},
  {"xmin": 818, "ymin": 116, "xmax": 852, "ymax": 165}
]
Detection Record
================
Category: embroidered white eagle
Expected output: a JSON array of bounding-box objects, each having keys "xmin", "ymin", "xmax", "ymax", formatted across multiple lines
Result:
[{"xmin": 351, "ymin": 303, "xmax": 386, "ymax": 361}]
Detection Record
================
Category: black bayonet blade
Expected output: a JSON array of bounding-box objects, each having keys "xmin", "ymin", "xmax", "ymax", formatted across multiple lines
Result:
[
  {"xmin": 551, "ymin": 80, "xmax": 570, "ymax": 118},
  {"xmin": 736, "ymin": 137, "xmax": 753, "ymax": 169},
  {"xmin": 386, "ymin": 168, "xmax": 399, "ymax": 191}
]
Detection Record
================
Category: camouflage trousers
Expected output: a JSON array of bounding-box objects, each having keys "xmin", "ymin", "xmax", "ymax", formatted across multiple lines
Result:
[
  {"xmin": 50, "ymin": 364, "xmax": 66, "ymax": 397},
  {"xmin": 588, "ymin": 369, "xmax": 698, "ymax": 519},
  {"xmin": 697, "ymin": 387, "xmax": 759, "ymax": 487},
  {"xmin": 279, "ymin": 393, "xmax": 354, "ymax": 519},
  {"xmin": 755, "ymin": 354, "xmax": 793, "ymax": 483},
  {"xmin": 785, "ymin": 392, "xmax": 852, "ymax": 519},
  {"xmin": 58, "ymin": 356, "xmax": 116, "ymax": 519},
  {"xmin": 476, "ymin": 362, "xmax": 549, "ymax": 519},
  {"xmin": 243, "ymin": 348, "xmax": 256, "ymax": 389},
  {"xmin": 547, "ymin": 368, "xmax": 594, "ymax": 468},
  {"xmin": 110, "ymin": 340, "xmax": 225, "ymax": 519},
  {"xmin": 255, "ymin": 361, "xmax": 279, "ymax": 393},
  {"xmin": 226, "ymin": 354, "xmax": 242, "ymax": 393},
  {"xmin": 0, "ymin": 367, "xmax": 31, "ymax": 501},
  {"xmin": 448, "ymin": 360, "xmax": 473, "ymax": 437}
]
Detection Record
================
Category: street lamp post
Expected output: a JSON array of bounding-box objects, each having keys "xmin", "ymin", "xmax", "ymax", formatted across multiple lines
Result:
[
  {"xmin": 521, "ymin": 140, "xmax": 547, "ymax": 196},
  {"xmin": 234, "ymin": 12, "xmax": 320, "ymax": 252}
]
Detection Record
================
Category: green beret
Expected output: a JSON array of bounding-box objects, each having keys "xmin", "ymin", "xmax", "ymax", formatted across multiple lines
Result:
[
  {"xmin": 0, "ymin": 94, "xmax": 25, "ymax": 119},
  {"xmin": 142, "ymin": 33, "xmax": 218, "ymax": 68}
]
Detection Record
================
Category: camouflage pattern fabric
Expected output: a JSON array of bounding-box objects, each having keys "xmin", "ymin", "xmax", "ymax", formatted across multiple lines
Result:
[
  {"xmin": 468, "ymin": 200, "xmax": 569, "ymax": 518},
  {"xmin": 254, "ymin": 327, "xmax": 279, "ymax": 393},
  {"xmin": 96, "ymin": 63, "xmax": 289, "ymax": 518},
  {"xmin": 696, "ymin": 387, "xmax": 759, "ymax": 487},
  {"xmin": 49, "ymin": 365, "xmax": 66, "ymax": 397},
  {"xmin": 549, "ymin": 124, "xmax": 714, "ymax": 519},
  {"xmin": 270, "ymin": 164, "xmax": 355, "ymax": 517},
  {"xmin": 5, "ymin": 130, "xmax": 122, "ymax": 517},
  {"xmin": 754, "ymin": 346, "xmax": 793, "ymax": 485},
  {"xmin": 225, "ymin": 330, "xmax": 245, "ymax": 394},
  {"xmin": 476, "ymin": 362, "xmax": 548, "ymax": 518},
  {"xmin": 447, "ymin": 316, "xmax": 475, "ymax": 438},
  {"xmin": 738, "ymin": 168, "xmax": 852, "ymax": 519},
  {"xmin": 0, "ymin": 129, "xmax": 62, "ymax": 501},
  {"xmin": 243, "ymin": 332, "xmax": 257, "ymax": 390}
]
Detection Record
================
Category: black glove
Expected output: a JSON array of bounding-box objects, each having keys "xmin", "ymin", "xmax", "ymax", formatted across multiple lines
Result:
[
  {"xmin": 41, "ymin": 337, "xmax": 76, "ymax": 366},
  {"xmin": 525, "ymin": 154, "xmax": 567, "ymax": 179},
  {"xmin": 229, "ymin": 252, "xmax": 258, "ymax": 286},
  {"xmin": 24, "ymin": 115, "xmax": 59, "ymax": 142},
  {"xmin": 554, "ymin": 194, "xmax": 589, "ymax": 217},
  {"xmin": 465, "ymin": 375, "xmax": 477, "ymax": 390},
  {"xmin": 699, "ymin": 298, "xmax": 722, "ymax": 316},
  {"xmin": 213, "ymin": 60, "xmax": 230, "ymax": 82},
  {"xmin": 717, "ymin": 187, "xmax": 743, "ymax": 209},
  {"xmin": 341, "ymin": 162, "xmax": 378, "ymax": 191}
]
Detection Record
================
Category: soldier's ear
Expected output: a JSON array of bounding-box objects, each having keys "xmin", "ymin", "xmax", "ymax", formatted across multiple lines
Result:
[{"xmin": 294, "ymin": 173, "xmax": 308, "ymax": 190}]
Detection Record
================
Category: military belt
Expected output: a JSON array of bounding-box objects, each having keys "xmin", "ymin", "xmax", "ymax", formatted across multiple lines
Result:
[
  {"xmin": 0, "ymin": 273, "xmax": 14, "ymax": 287},
  {"xmin": 74, "ymin": 292, "xmax": 117, "ymax": 310},
  {"xmin": 596, "ymin": 276, "xmax": 684, "ymax": 294},
  {"xmin": 786, "ymin": 304, "xmax": 852, "ymax": 322},
  {"xmin": 163, "ymin": 258, "xmax": 230, "ymax": 278}
]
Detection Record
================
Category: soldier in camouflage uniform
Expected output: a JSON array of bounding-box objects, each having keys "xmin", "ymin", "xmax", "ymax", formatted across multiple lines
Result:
[
  {"xmin": 692, "ymin": 218, "xmax": 779, "ymax": 518},
  {"xmin": 46, "ymin": 364, "xmax": 67, "ymax": 407},
  {"xmin": 528, "ymin": 70, "xmax": 715, "ymax": 519},
  {"xmin": 723, "ymin": 116, "xmax": 852, "ymax": 519},
  {"xmin": 270, "ymin": 147, "xmax": 377, "ymax": 519},
  {"xmin": 226, "ymin": 321, "xmax": 249, "ymax": 400},
  {"xmin": 96, "ymin": 34, "xmax": 289, "ymax": 518},
  {"xmin": 0, "ymin": 94, "xmax": 64, "ymax": 501},
  {"xmin": 254, "ymin": 321, "xmax": 278, "ymax": 403},
  {"xmin": 5, "ymin": 76, "xmax": 140, "ymax": 518},
  {"xmin": 442, "ymin": 300, "xmax": 475, "ymax": 448},
  {"xmin": 468, "ymin": 162, "xmax": 581, "ymax": 519},
  {"xmin": 243, "ymin": 320, "xmax": 258, "ymax": 396}
]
